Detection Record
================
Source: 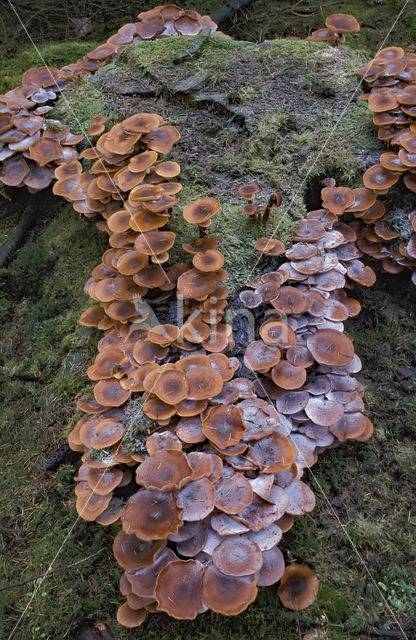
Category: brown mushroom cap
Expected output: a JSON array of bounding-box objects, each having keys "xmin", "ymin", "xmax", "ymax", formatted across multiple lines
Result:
[
  {"xmin": 247, "ymin": 433, "xmax": 296, "ymax": 472},
  {"xmin": 153, "ymin": 369, "xmax": 189, "ymax": 404},
  {"xmin": 155, "ymin": 560, "xmax": 205, "ymax": 619},
  {"xmin": 193, "ymin": 249, "xmax": 225, "ymax": 272},
  {"xmin": 116, "ymin": 603, "xmax": 147, "ymax": 628},
  {"xmin": 325, "ymin": 13, "xmax": 360, "ymax": 34},
  {"xmin": 321, "ymin": 186, "xmax": 354, "ymax": 215},
  {"xmin": 259, "ymin": 320, "xmax": 296, "ymax": 348},
  {"xmin": 134, "ymin": 230, "xmax": 176, "ymax": 256},
  {"xmin": 122, "ymin": 489, "xmax": 183, "ymax": 540},
  {"xmin": 271, "ymin": 360, "xmax": 307, "ymax": 390},
  {"xmin": 201, "ymin": 563, "xmax": 258, "ymax": 615},
  {"xmin": 183, "ymin": 196, "xmax": 221, "ymax": 224},
  {"xmin": 277, "ymin": 564, "xmax": 319, "ymax": 610},
  {"xmin": 113, "ymin": 530, "xmax": 166, "ymax": 573},
  {"xmin": 202, "ymin": 405, "xmax": 246, "ymax": 449},
  {"xmin": 142, "ymin": 125, "xmax": 181, "ymax": 153},
  {"xmin": 94, "ymin": 378, "xmax": 131, "ymax": 407},
  {"xmin": 255, "ymin": 237, "xmax": 285, "ymax": 256},
  {"xmin": 212, "ymin": 535, "xmax": 263, "ymax": 576},
  {"xmin": 238, "ymin": 183, "xmax": 259, "ymax": 201},
  {"xmin": 363, "ymin": 164, "xmax": 399, "ymax": 191},
  {"xmin": 177, "ymin": 477, "xmax": 216, "ymax": 520},
  {"xmin": 186, "ymin": 366, "xmax": 224, "ymax": 400},
  {"xmin": 29, "ymin": 137, "xmax": 63, "ymax": 166},
  {"xmin": 306, "ymin": 329, "xmax": 354, "ymax": 366},
  {"xmin": 256, "ymin": 546, "xmax": 285, "ymax": 587},
  {"xmin": 136, "ymin": 450, "xmax": 192, "ymax": 491},
  {"xmin": 215, "ymin": 473, "xmax": 253, "ymax": 514},
  {"xmin": 244, "ymin": 340, "xmax": 281, "ymax": 371}
]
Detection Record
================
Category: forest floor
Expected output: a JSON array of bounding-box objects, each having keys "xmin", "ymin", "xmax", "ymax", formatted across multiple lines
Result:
[{"xmin": 1, "ymin": 3, "xmax": 416, "ymax": 640}]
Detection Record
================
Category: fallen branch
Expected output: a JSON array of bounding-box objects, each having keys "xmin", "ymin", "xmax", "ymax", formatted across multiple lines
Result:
[
  {"xmin": 0, "ymin": 210, "xmax": 35, "ymax": 269},
  {"xmin": 0, "ymin": 548, "xmax": 105, "ymax": 593}
]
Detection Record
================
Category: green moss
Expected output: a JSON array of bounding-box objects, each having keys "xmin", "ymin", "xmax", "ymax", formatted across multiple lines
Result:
[{"xmin": 50, "ymin": 76, "xmax": 109, "ymax": 135}]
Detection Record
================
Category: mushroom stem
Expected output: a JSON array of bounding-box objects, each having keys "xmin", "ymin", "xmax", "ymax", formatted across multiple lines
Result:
[
  {"xmin": 198, "ymin": 225, "xmax": 208, "ymax": 238},
  {"xmin": 262, "ymin": 193, "xmax": 280, "ymax": 225}
]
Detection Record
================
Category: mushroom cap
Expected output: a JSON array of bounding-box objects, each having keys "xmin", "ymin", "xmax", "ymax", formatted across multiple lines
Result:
[
  {"xmin": 1, "ymin": 156, "xmax": 30, "ymax": 186},
  {"xmin": 123, "ymin": 113, "xmax": 162, "ymax": 134},
  {"xmin": 193, "ymin": 249, "xmax": 225, "ymax": 272},
  {"xmin": 271, "ymin": 286, "xmax": 308, "ymax": 315},
  {"xmin": 259, "ymin": 319, "xmax": 296, "ymax": 348},
  {"xmin": 363, "ymin": 164, "xmax": 399, "ymax": 191},
  {"xmin": 271, "ymin": 360, "xmax": 307, "ymax": 390},
  {"xmin": 116, "ymin": 603, "xmax": 147, "ymax": 628},
  {"xmin": 153, "ymin": 369, "xmax": 189, "ymax": 404},
  {"xmin": 321, "ymin": 186, "xmax": 354, "ymax": 215},
  {"xmin": 201, "ymin": 563, "xmax": 258, "ymax": 615},
  {"xmin": 122, "ymin": 489, "xmax": 183, "ymax": 540},
  {"xmin": 253, "ymin": 545, "xmax": 286, "ymax": 588},
  {"xmin": 306, "ymin": 329, "xmax": 354, "ymax": 366},
  {"xmin": 277, "ymin": 564, "xmax": 319, "ymax": 610},
  {"xmin": 238, "ymin": 183, "xmax": 259, "ymax": 200},
  {"xmin": 325, "ymin": 13, "xmax": 360, "ymax": 34},
  {"xmin": 135, "ymin": 450, "xmax": 193, "ymax": 491},
  {"xmin": 134, "ymin": 230, "xmax": 176, "ymax": 256},
  {"xmin": 247, "ymin": 433, "xmax": 296, "ymax": 473},
  {"xmin": 155, "ymin": 559, "xmax": 205, "ymax": 619},
  {"xmin": 202, "ymin": 405, "xmax": 246, "ymax": 449},
  {"xmin": 29, "ymin": 137, "xmax": 63, "ymax": 166},
  {"xmin": 147, "ymin": 323, "xmax": 180, "ymax": 345},
  {"xmin": 186, "ymin": 366, "xmax": 224, "ymax": 400},
  {"xmin": 113, "ymin": 530, "xmax": 166, "ymax": 572},
  {"xmin": 255, "ymin": 237, "xmax": 285, "ymax": 256},
  {"xmin": 183, "ymin": 196, "xmax": 221, "ymax": 224},
  {"xmin": 177, "ymin": 269, "xmax": 218, "ymax": 298},
  {"xmin": 177, "ymin": 477, "xmax": 216, "ymax": 520},
  {"xmin": 142, "ymin": 124, "xmax": 181, "ymax": 153},
  {"xmin": 215, "ymin": 473, "xmax": 253, "ymax": 514},
  {"xmin": 244, "ymin": 340, "xmax": 281, "ymax": 371},
  {"xmin": 212, "ymin": 535, "xmax": 263, "ymax": 576},
  {"xmin": 94, "ymin": 378, "xmax": 131, "ymax": 407}
]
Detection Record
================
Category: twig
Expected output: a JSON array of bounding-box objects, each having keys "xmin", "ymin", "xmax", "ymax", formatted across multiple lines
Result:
[{"xmin": 0, "ymin": 548, "xmax": 105, "ymax": 593}]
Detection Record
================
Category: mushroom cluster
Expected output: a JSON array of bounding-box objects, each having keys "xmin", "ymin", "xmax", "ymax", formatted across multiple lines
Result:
[
  {"xmin": 306, "ymin": 13, "xmax": 360, "ymax": 46},
  {"xmin": 356, "ymin": 46, "xmax": 416, "ymax": 282},
  {"xmin": 0, "ymin": 67, "xmax": 83, "ymax": 196},
  {"xmin": 238, "ymin": 183, "xmax": 282, "ymax": 225},
  {"xmin": 60, "ymin": 5, "xmax": 224, "ymax": 81},
  {"xmin": 239, "ymin": 185, "xmax": 375, "ymax": 459},
  {"xmin": 0, "ymin": 5, "xmax": 222, "ymax": 199},
  {"xmin": 64, "ymin": 113, "xmax": 327, "ymax": 625}
]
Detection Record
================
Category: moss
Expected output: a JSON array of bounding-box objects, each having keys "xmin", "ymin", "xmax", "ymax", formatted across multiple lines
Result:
[{"xmin": 50, "ymin": 76, "xmax": 109, "ymax": 135}]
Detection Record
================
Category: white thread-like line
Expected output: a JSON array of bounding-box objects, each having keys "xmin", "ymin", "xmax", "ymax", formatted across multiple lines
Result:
[
  {"xmin": 246, "ymin": 0, "xmax": 410, "ymax": 283},
  {"xmin": 6, "ymin": 0, "xmax": 174, "ymax": 285}
]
